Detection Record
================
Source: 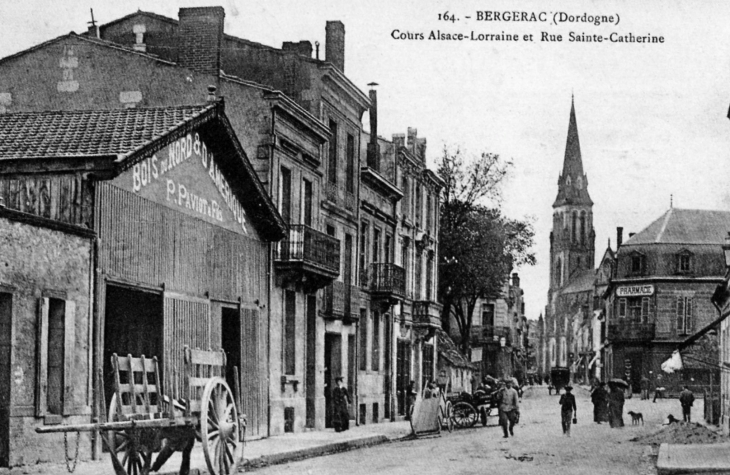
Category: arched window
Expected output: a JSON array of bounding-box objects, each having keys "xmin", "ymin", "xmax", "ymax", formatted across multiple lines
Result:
[
  {"xmin": 580, "ymin": 211, "xmax": 586, "ymax": 244},
  {"xmin": 555, "ymin": 258, "xmax": 562, "ymax": 287},
  {"xmin": 571, "ymin": 212, "xmax": 577, "ymax": 242}
]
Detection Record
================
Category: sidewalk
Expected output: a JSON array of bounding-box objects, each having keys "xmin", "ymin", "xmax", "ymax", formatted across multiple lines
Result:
[
  {"xmin": 0, "ymin": 421, "xmax": 412, "ymax": 475},
  {"xmin": 656, "ymin": 442, "xmax": 730, "ymax": 475}
]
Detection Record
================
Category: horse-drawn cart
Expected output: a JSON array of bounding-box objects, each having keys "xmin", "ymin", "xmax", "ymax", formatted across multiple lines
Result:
[{"xmin": 36, "ymin": 347, "xmax": 244, "ymax": 475}]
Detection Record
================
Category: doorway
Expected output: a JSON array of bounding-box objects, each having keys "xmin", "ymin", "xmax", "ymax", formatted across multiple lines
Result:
[
  {"xmin": 220, "ymin": 305, "xmax": 241, "ymax": 394},
  {"xmin": 324, "ymin": 333, "xmax": 341, "ymax": 428},
  {"xmin": 103, "ymin": 285, "xmax": 163, "ymax": 408},
  {"xmin": 305, "ymin": 295, "xmax": 317, "ymax": 428},
  {"xmin": 396, "ymin": 339, "xmax": 411, "ymax": 416},
  {"xmin": 626, "ymin": 352, "xmax": 643, "ymax": 394},
  {"xmin": 0, "ymin": 293, "xmax": 11, "ymax": 467}
]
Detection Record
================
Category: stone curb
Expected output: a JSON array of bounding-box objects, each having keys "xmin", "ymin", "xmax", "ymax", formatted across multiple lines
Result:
[{"xmin": 242, "ymin": 434, "xmax": 390, "ymax": 470}]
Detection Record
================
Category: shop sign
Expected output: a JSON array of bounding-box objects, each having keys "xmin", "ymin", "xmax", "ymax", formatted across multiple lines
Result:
[
  {"xmin": 616, "ymin": 285, "xmax": 654, "ymax": 297},
  {"xmin": 113, "ymin": 132, "xmax": 249, "ymax": 235}
]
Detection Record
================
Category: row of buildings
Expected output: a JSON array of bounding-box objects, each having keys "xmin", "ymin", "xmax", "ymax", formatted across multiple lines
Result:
[
  {"xmin": 0, "ymin": 7, "xmax": 468, "ymax": 467},
  {"xmin": 534, "ymin": 98, "xmax": 730, "ymax": 415}
]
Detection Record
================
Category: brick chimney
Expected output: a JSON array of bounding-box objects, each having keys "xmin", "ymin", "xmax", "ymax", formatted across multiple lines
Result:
[
  {"xmin": 616, "ymin": 227, "xmax": 623, "ymax": 249},
  {"xmin": 178, "ymin": 7, "xmax": 225, "ymax": 77},
  {"xmin": 282, "ymin": 41, "xmax": 313, "ymax": 58},
  {"xmin": 367, "ymin": 86, "xmax": 380, "ymax": 170},
  {"xmin": 416, "ymin": 137, "xmax": 427, "ymax": 163},
  {"xmin": 325, "ymin": 21, "xmax": 345, "ymax": 72},
  {"xmin": 407, "ymin": 127, "xmax": 418, "ymax": 156},
  {"xmin": 392, "ymin": 133, "xmax": 405, "ymax": 150}
]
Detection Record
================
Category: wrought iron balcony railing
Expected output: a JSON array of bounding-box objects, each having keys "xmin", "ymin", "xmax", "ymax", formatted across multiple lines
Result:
[
  {"xmin": 274, "ymin": 224, "xmax": 340, "ymax": 278},
  {"xmin": 413, "ymin": 300, "xmax": 443, "ymax": 328},
  {"xmin": 322, "ymin": 280, "xmax": 360, "ymax": 322},
  {"xmin": 365, "ymin": 263, "xmax": 405, "ymax": 300}
]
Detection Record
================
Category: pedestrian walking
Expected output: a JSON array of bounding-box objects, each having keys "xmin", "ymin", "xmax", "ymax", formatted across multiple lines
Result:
[
  {"xmin": 607, "ymin": 383, "xmax": 625, "ymax": 428},
  {"xmin": 332, "ymin": 377, "xmax": 350, "ymax": 432},
  {"xmin": 679, "ymin": 385, "xmax": 695, "ymax": 423},
  {"xmin": 640, "ymin": 376, "xmax": 650, "ymax": 400},
  {"xmin": 559, "ymin": 386, "xmax": 577, "ymax": 436},
  {"xmin": 499, "ymin": 379, "xmax": 520, "ymax": 438},
  {"xmin": 591, "ymin": 382, "xmax": 609, "ymax": 424}
]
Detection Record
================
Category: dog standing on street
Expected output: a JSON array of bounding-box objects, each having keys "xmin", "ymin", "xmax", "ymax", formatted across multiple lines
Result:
[{"xmin": 627, "ymin": 410, "xmax": 644, "ymax": 425}]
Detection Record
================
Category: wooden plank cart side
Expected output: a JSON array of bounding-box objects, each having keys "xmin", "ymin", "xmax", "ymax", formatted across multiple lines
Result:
[{"xmin": 36, "ymin": 348, "xmax": 244, "ymax": 475}]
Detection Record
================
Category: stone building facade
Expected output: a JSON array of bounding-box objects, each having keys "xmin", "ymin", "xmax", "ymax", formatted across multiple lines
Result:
[{"xmin": 604, "ymin": 208, "xmax": 729, "ymax": 395}]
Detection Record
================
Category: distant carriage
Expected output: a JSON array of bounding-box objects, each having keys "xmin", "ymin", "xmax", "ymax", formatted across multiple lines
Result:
[{"xmin": 550, "ymin": 367, "xmax": 571, "ymax": 394}]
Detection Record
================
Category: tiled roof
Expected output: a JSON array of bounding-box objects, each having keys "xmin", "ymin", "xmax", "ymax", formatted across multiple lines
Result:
[
  {"xmin": 0, "ymin": 105, "xmax": 213, "ymax": 160},
  {"xmin": 560, "ymin": 268, "xmax": 596, "ymax": 294},
  {"xmin": 623, "ymin": 208, "xmax": 730, "ymax": 246},
  {"xmin": 437, "ymin": 329, "xmax": 476, "ymax": 370}
]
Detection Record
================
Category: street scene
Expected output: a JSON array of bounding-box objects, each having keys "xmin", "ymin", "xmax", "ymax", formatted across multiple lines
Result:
[{"xmin": 1, "ymin": 1, "xmax": 730, "ymax": 474}]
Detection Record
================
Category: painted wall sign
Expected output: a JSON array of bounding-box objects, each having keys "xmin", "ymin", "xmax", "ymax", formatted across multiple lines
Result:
[
  {"xmin": 113, "ymin": 132, "xmax": 249, "ymax": 235},
  {"xmin": 616, "ymin": 285, "xmax": 654, "ymax": 297}
]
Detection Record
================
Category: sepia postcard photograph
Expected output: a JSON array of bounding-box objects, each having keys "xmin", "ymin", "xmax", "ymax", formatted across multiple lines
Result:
[{"xmin": 1, "ymin": 1, "xmax": 730, "ymax": 474}]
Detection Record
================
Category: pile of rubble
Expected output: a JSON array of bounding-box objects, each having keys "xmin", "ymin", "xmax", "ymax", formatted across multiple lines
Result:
[{"xmin": 632, "ymin": 422, "xmax": 723, "ymax": 446}]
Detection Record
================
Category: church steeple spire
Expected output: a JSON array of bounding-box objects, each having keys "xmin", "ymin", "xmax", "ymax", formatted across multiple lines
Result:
[{"xmin": 553, "ymin": 96, "xmax": 593, "ymax": 208}]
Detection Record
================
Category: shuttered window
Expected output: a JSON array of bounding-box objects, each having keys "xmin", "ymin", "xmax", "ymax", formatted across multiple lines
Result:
[
  {"xmin": 36, "ymin": 297, "xmax": 75, "ymax": 417},
  {"xmin": 677, "ymin": 296, "xmax": 693, "ymax": 335},
  {"xmin": 618, "ymin": 298, "xmax": 626, "ymax": 318}
]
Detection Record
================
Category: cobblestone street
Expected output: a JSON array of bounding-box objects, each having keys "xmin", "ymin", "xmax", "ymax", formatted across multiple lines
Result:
[{"xmin": 252, "ymin": 386, "xmax": 701, "ymax": 475}]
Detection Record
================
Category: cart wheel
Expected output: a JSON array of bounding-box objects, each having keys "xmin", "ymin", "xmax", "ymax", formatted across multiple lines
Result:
[
  {"xmin": 445, "ymin": 401, "xmax": 454, "ymax": 433},
  {"xmin": 451, "ymin": 402, "xmax": 478, "ymax": 428},
  {"xmin": 201, "ymin": 377, "xmax": 243, "ymax": 475},
  {"xmin": 106, "ymin": 395, "xmax": 152, "ymax": 475}
]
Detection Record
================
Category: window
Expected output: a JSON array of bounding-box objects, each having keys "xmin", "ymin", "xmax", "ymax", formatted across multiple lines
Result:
[
  {"xmin": 415, "ymin": 250, "xmax": 423, "ymax": 300},
  {"xmin": 284, "ymin": 291, "xmax": 296, "ymax": 375},
  {"xmin": 631, "ymin": 254, "xmax": 645, "ymax": 274},
  {"xmin": 415, "ymin": 184, "xmax": 422, "ymax": 227},
  {"xmin": 426, "ymin": 253, "xmax": 434, "ymax": 301},
  {"xmin": 346, "ymin": 134, "xmax": 355, "ymax": 193},
  {"xmin": 401, "ymin": 175, "xmax": 409, "ymax": 219},
  {"xmin": 618, "ymin": 298, "xmax": 627, "ymax": 318},
  {"xmin": 328, "ymin": 120, "xmax": 338, "ymax": 184},
  {"xmin": 372, "ymin": 311, "xmax": 380, "ymax": 371},
  {"xmin": 677, "ymin": 252, "xmax": 691, "ymax": 273},
  {"xmin": 280, "ymin": 167, "xmax": 291, "ymax": 224},
  {"xmin": 571, "ymin": 212, "xmax": 577, "ymax": 242},
  {"xmin": 302, "ymin": 178, "xmax": 313, "ymax": 226},
  {"xmin": 384, "ymin": 235, "xmax": 392, "ymax": 264},
  {"xmin": 373, "ymin": 228, "xmax": 381, "ymax": 263},
  {"xmin": 580, "ymin": 212, "xmax": 586, "ymax": 244},
  {"xmin": 555, "ymin": 258, "xmax": 562, "ymax": 287},
  {"xmin": 359, "ymin": 309, "xmax": 367, "ymax": 371},
  {"xmin": 482, "ymin": 303, "xmax": 495, "ymax": 327},
  {"xmin": 402, "ymin": 241, "xmax": 409, "ymax": 292},
  {"xmin": 422, "ymin": 344, "xmax": 434, "ymax": 388},
  {"xmin": 677, "ymin": 296, "xmax": 693, "ymax": 335},
  {"xmin": 426, "ymin": 194, "xmax": 432, "ymax": 232},
  {"xmin": 37, "ymin": 296, "xmax": 75, "ymax": 417},
  {"xmin": 359, "ymin": 222, "xmax": 368, "ymax": 285}
]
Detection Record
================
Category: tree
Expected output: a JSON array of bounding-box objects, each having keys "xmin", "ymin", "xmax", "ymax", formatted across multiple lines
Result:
[{"xmin": 438, "ymin": 146, "xmax": 535, "ymax": 354}]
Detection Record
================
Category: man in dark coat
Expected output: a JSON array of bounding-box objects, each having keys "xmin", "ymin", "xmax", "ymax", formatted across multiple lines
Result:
[
  {"xmin": 608, "ymin": 383, "xmax": 625, "ymax": 428},
  {"xmin": 498, "ymin": 380, "xmax": 520, "ymax": 438},
  {"xmin": 591, "ymin": 382, "xmax": 609, "ymax": 423},
  {"xmin": 679, "ymin": 386, "xmax": 695, "ymax": 423},
  {"xmin": 559, "ymin": 386, "xmax": 577, "ymax": 436},
  {"xmin": 332, "ymin": 377, "xmax": 350, "ymax": 432}
]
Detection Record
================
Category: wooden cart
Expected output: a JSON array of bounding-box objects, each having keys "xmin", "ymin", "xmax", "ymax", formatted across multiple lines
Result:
[{"xmin": 36, "ymin": 347, "xmax": 244, "ymax": 475}]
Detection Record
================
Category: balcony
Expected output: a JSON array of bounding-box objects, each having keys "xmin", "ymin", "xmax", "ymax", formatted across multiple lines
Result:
[
  {"xmin": 364, "ymin": 263, "xmax": 406, "ymax": 306},
  {"xmin": 413, "ymin": 300, "xmax": 443, "ymax": 329},
  {"xmin": 274, "ymin": 224, "xmax": 340, "ymax": 291},
  {"xmin": 608, "ymin": 322, "xmax": 655, "ymax": 341},
  {"xmin": 470, "ymin": 325, "xmax": 511, "ymax": 346},
  {"xmin": 322, "ymin": 280, "xmax": 360, "ymax": 322}
]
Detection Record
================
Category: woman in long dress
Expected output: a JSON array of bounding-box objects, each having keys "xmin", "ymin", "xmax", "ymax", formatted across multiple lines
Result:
[
  {"xmin": 332, "ymin": 377, "xmax": 350, "ymax": 432},
  {"xmin": 608, "ymin": 383, "xmax": 625, "ymax": 428},
  {"xmin": 591, "ymin": 382, "xmax": 609, "ymax": 423}
]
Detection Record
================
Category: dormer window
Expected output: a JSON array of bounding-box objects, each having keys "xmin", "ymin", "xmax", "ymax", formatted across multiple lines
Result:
[
  {"xmin": 577, "ymin": 176, "xmax": 583, "ymax": 189},
  {"xmin": 566, "ymin": 175, "xmax": 572, "ymax": 186},
  {"xmin": 676, "ymin": 249, "xmax": 692, "ymax": 274},
  {"xmin": 629, "ymin": 252, "xmax": 646, "ymax": 275}
]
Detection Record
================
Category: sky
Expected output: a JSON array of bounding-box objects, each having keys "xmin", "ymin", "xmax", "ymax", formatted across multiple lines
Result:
[{"xmin": 2, "ymin": 0, "xmax": 730, "ymax": 320}]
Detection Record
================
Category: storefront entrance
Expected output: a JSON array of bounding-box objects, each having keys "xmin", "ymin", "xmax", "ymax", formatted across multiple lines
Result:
[
  {"xmin": 324, "ymin": 333, "xmax": 341, "ymax": 428},
  {"xmin": 396, "ymin": 339, "xmax": 411, "ymax": 416}
]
